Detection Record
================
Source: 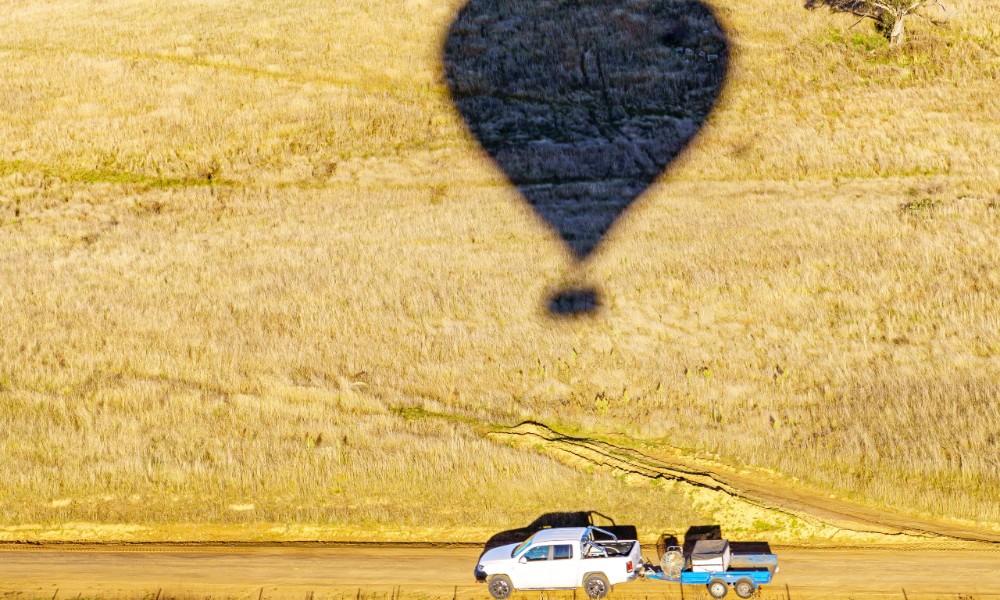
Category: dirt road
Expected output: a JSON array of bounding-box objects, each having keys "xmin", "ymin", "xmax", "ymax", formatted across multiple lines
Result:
[{"xmin": 1, "ymin": 545, "xmax": 998, "ymax": 599}]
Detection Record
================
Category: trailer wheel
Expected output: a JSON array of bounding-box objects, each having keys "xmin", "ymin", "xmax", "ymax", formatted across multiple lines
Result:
[
  {"xmin": 734, "ymin": 578, "xmax": 756, "ymax": 599},
  {"xmin": 707, "ymin": 579, "xmax": 729, "ymax": 599},
  {"xmin": 487, "ymin": 575, "xmax": 513, "ymax": 600},
  {"xmin": 583, "ymin": 574, "xmax": 610, "ymax": 599}
]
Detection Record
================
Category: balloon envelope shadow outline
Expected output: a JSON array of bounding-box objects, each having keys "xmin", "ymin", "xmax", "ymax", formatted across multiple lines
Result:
[{"xmin": 443, "ymin": 0, "xmax": 730, "ymax": 263}]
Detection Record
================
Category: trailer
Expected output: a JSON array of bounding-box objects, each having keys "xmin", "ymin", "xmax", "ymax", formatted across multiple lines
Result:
[{"xmin": 643, "ymin": 540, "xmax": 778, "ymax": 599}]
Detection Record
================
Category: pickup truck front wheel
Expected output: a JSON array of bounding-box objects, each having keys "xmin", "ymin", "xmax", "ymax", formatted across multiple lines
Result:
[
  {"xmin": 487, "ymin": 575, "xmax": 513, "ymax": 600},
  {"xmin": 583, "ymin": 574, "xmax": 611, "ymax": 599}
]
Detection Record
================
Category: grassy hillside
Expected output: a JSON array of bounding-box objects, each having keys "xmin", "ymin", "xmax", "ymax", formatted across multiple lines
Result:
[{"xmin": 1, "ymin": 0, "xmax": 998, "ymax": 541}]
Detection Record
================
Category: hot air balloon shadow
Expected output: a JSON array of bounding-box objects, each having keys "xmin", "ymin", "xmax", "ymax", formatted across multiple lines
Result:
[{"xmin": 443, "ymin": 0, "xmax": 729, "ymax": 315}]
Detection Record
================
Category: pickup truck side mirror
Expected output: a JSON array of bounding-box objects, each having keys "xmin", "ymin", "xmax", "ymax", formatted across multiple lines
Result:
[{"xmin": 518, "ymin": 556, "xmax": 527, "ymax": 564}]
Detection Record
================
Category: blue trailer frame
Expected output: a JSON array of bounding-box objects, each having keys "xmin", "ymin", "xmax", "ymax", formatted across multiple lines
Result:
[
  {"xmin": 646, "ymin": 569, "xmax": 774, "ymax": 585},
  {"xmin": 644, "ymin": 553, "xmax": 777, "ymax": 598}
]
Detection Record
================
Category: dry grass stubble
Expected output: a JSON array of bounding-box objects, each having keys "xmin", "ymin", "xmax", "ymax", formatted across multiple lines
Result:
[{"xmin": 0, "ymin": 0, "xmax": 998, "ymax": 538}]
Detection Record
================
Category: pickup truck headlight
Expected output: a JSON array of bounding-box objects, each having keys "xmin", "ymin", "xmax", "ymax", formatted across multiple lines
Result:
[{"xmin": 474, "ymin": 564, "xmax": 487, "ymax": 582}]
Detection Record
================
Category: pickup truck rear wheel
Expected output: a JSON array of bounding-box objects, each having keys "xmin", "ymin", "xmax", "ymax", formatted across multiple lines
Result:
[
  {"xmin": 487, "ymin": 575, "xmax": 513, "ymax": 600},
  {"xmin": 707, "ymin": 579, "xmax": 729, "ymax": 599},
  {"xmin": 583, "ymin": 574, "xmax": 610, "ymax": 599},
  {"xmin": 734, "ymin": 578, "xmax": 756, "ymax": 598}
]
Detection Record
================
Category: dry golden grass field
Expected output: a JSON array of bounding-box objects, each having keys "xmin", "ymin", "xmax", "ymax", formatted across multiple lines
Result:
[{"xmin": 1, "ymin": 0, "xmax": 999, "ymax": 543}]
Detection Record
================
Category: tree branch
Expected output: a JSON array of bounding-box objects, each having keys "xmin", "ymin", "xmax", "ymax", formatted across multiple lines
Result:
[
  {"xmin": 834, "ymin": 3, "xmax": 882, "ymax": 20},
  {"xmin": 906, "ymin": 0, "xmax": 951, "ymax": 24},
  {"xmin": 869, "ymin": 1, "xmax": 899, "ymax": 13},
  {"xmin": 932, "ymin": 0, "xmax": 953, "ymax": 15},
  {"xmin": 846, "ymin": 15, "xmax": 868, "ymax": 30},
  {"xmin": 804, "ymin": 0, "xmax": 952, "ymax": 44}
]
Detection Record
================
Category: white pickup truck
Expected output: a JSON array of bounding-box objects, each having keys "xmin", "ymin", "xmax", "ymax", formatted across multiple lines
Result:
[{"xmin": 474, "ymin": 526, "xmax": 643, "ymax": 599}]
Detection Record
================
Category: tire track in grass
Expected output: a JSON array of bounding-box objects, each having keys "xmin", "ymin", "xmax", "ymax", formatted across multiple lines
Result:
[{"xmin": 489, "ymin": 421, "xmax": 1000, "ymax": 545}]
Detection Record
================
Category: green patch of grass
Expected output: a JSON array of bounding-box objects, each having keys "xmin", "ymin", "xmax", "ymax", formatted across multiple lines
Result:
[
  {"xmin": 390, "ymin": 405, "xmax": 484, "ymax": 430},
  {"xmin": 0, "ymin": 160, "xmax": 229, "ymax": 189},
  {"xmin": 68, "ymin": 168, "xmax": 221, "ymax": 189},
  {"xmin": 850, "ymin": 32, "xmax": 890, "ymax": 52},
  {"xmin": 899, "ymin": 196, "xmax": 942, "ymax": 215},
  {"xmin": 820, "ymin": 26, "xmax": 888, "ymax": 52},
  {"xmin": 751, "ymin": 518, "xmax": 781, "ymax": 533}
]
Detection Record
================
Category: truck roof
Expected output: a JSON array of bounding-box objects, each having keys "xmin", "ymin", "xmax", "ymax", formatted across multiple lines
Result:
[{"xmin": 529, "ymin": 527, "xmax": 590, "ymax": 543}]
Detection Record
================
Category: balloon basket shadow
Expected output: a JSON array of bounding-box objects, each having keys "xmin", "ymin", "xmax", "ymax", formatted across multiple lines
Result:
[{"xmin": 547, "ymin": 287, "xmax": 601, "ymax": 317}]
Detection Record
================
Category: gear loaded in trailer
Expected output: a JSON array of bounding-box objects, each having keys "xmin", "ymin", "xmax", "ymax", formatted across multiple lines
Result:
[{"xmin": 644, "ymin": 539, "xmax": 779, "ymax": 598}]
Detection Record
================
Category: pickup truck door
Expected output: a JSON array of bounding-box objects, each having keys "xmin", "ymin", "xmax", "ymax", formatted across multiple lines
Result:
[
  {"xmin": 513, "ymin": 544, "xmax": 582, "ymax": 589},
  {"xmin": 512, "ymin": 544, "xmax": 553, "ymax": 589},
  {"xmin": 549, "ymin": 543, "xmax": 580, "ymax": 588}
]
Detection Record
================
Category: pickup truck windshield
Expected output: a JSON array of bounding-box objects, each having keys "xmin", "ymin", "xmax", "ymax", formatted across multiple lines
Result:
[{"xmin": 511, "ymin": 535, "xmax": 536, "ymax": 558}]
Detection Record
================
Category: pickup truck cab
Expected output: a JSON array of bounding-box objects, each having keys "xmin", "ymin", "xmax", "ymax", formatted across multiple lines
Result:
[{"xmin": 475, "ymin": 526, "xmax": 642, "ymax": 599}]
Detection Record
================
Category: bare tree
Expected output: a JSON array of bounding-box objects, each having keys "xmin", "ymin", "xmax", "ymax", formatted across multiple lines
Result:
[{"xmin": 805, "ymin": 0, "xmax": 951, "ymax": 47}]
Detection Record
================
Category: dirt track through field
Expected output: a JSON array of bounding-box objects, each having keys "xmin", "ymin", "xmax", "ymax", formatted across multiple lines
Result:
[
  {"xmin": 1, "ymin": 546, "xmax": 999, "ymax": 599},
  {"xmin": 492, "ymin": 423, "xmax": 1000, "ymax": 544}
]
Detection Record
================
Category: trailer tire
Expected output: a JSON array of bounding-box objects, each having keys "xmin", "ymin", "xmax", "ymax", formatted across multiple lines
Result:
[
  {"xmin": 583, "ymin": 574, "xmax": 611, "ymax": 599},
  {"xmin": 707, "ymin": 579, "xmax": 729, "ymax": 599},
  {"xmin": 487, "ymin": 575, "xmax": 513, "ymax": 600},
  {"xmin": 734, "ymin": 578, "xmax": 756, "ymax": 598}
]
